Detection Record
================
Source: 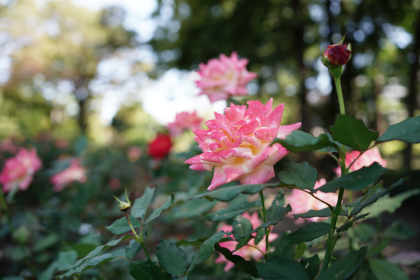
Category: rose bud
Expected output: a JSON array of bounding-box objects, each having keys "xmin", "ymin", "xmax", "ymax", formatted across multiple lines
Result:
[
  {"xmin": 322, "ymin": 43, "xmax": 352, "ymax": 67},
  {"xmin": 113, "ymin": 188, "xmax": 131, "ymax": 212}
]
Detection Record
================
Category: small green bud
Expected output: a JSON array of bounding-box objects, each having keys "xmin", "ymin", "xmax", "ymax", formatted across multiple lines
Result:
[{"xmin": 113, "ymin": 188, "xmax": 131, "ymax": 212}]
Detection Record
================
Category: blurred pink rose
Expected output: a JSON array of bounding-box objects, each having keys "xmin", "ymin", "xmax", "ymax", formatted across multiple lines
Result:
[
  {"xmin": 51, "ymin": 159, "xmax": 87, "ymax": 192},
  {"xmin": 185, "ymin": 98, "xmax": 301, "ymax": 191},
  {"xmin": 109, "ymin": 177, "xmax": 121, "ymax": 190},
  {"xmin": 0, "ymin": 138, "xmax": 18, "ymax": 154},
  {"xmin": 167, "ymin": 111, "xmax": 203, "ymax": 136},
  {"xmin": 215, "ymin": 212, "xmax": 278, "ymax": 271},
  {"xmin": 127, "ymin": 146, "xmax": 142, "ymax": 162},
  {"xmin": 334, "ymin": 148, "xmax": 387, "ymax": 176},
  {"xmin": 195, "ymin": 52, "xmax": 257, "ymax": 103},
  {"xmin": 286, "ymin": 179, "xmax": 338, "ymax": 224},
  {"xmin": 0, "ymin": 148, "xmax": 42, "ymax": 193}
]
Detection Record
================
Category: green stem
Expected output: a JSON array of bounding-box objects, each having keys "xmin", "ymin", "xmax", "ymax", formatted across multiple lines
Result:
[
  {"xmin": 333, "ymin": 76, "xmax": 345, "ymax": 116},
  {"xmin": 125, "ymin": 211, "xmax": 151, "ymax": 261},
  {"xmin": 259, "ymin": 191, "xmax": 269, "ymax": 259},
  {"xmin": 0, "ymin": 187, "xmax": 12, "ymax": 231}
]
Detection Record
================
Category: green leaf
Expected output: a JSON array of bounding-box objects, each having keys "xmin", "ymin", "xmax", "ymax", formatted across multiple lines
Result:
[
  {"xmin": 57, "ymin": 253, "xmax": 117, "ymax": 279},
  {"xmin": 317, "ymin": 163, "xmax": 387, "ymax": 193},
  {"xmin": 366, "ymin": 239, "xmax": 390, "ymax": 257},
  {"xmin": 330, "ymin": 115, "xmax": 377, "ymax": 151},
  {"xmin": 278, "ymin": 162, "xmax": 317, "ymax": 191},
  {"xmin": 270, "ymin": 233, "xmax": 295, "ymax": 260},
  {"xmin": 156, "ymin": 239, "xmax": 188, "ymax": 277},
  {"xmin": 39, "ymin": 251, "xmax": 77, "ymax": 280},
  {"xmin": 174, "ymin": 199, "xmax": 215, "ymax": 219},
  {"xmin": 234, "ymin": 205, "xmax": 292, "ymax": 240},
  {"xmin": 125, "ymin": 240, "xmax": 142, "ymax": 259},
  {"xmin": 176, "ymin": 237, "xmax": 209, "ymax": 246},
  {"xmin": 382, "ymin": 221, "xmax": 416, "ymax": 240},
  {"xmin": 268, "ymin": 190, "xmax": 285, "ymax": 219},
  {"xmin": 285, "ymin": 223, "xmax": 330, "ymax": 244},
  {"xmin": 294, "ymin": 243, "xmax": 307, "ymax": 260},
  {"xmin": 131, "ymin": 187, "xmax": 155, "ymax": 220},
  {"xmin": 377, "ymin": 116, "xmax": 420, "ymax": 143},
  {"xmin": 130, "ymin": 261, "xmax": 172, "ymax": 280},
  {"xmin": 317, "ymin": 247, "xmax": 367, "ymax": 280},
  {"xmin": 192, "ymin": 183, "xmax": 278, "ymax": 202},
  {"xmin": 300, "ymin": 254, "xmax": 320, "ymax": 280},
  {"xmin": 205, "ymin": 200, "xmax": 260, "ymax": 221},
  {"xmin": 59, "ymin": 235, "xmax": 133, "ymax": 271},
  {"xmin": 34, "ymin": 233, "xmax": 59, "ymax": 253},
  {"xmin": 232, "ymin": 216, "xmax": 253, "ymax": 240},
  {"xmin": 187, "ymin": 230, "xmax": 227, "ymax": 272},
  {"xmin": 235, "ymin": 235, "xmax": 254, "ymax": 251},
  {"xmin": 275, "ymin": 131, "xmax": 337, "ymax": 152},
  {"xmin": 337, "ymin": 213, "xmax": 370, "ymax": 233},
  {"xmin": 293, "ymin": 207, "xmax": 347, "ymax": 220},
  {"xmin": 256, "ymin": 257, "xmax": 310, "ymax": 280},
  {"xmin": 214, "ymin": 243, "xmax": 259, "ymax": 277},
  {"xmin": 144, "ymin": 193, "xmax": 175, "ymax": 224},
  {"xmin": 369, "ymin": 259, "xmax": 409, "ymax": 280},
  {"xmin": 254, "ymin": 228, "xmax": 265, "ymax": 245},
  {"xmin": 106, "ymin": 215, "xmax": 140, "ymax": 235}
]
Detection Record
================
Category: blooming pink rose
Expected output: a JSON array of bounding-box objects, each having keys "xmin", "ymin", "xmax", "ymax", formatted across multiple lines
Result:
[
  {"xmin": 185, "ymin": 99, "xmax": 301, "ymax": 191},
  {"xmin": 334, "ymin": 148, "xmax": 387, "ymax": 176},
  {"xmin": 286, "ymin": 179, "xmax": 338, "ymax": 224},
  {"xmin": 215, "ymin": 212, "xmax": 278, "ymax": 271},
  {"xmin": 195, "ymin": 52, "xmax": 257, "ymax": 103},
  {"xmin": 167, "ymin": 111, "xmax": 203, "ymax": 136},
  {"xmin": 0, "ymin": 148, "xmax": 42, "ymax": 193},
  {"xmin": 50, "ymin": 159, "xmax": 87, "ymax": 192},
  {"xmin": 127, "ymin": 146, "xmax": 142, "ymax": 162}
]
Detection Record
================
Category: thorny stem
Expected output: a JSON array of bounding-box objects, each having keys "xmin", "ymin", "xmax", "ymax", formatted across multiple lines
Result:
[
  {"xmin": 125, "ymin": 211, "xmax": 151, "ymax": 261},
  {"xmin": 259, "ymin": 191, "xmax": 269, "ymax": 259},
  {"xmin": 301, "ymin": 190, "xmax": 335, "ymax": 212}
]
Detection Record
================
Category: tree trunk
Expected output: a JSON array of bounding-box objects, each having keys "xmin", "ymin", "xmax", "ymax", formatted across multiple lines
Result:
[
  {"xmin": 403, "ymin": 13, "xmax": 420, "ymax": 168},
  {"xmin": 77, "ymin": 98, "xmax": 88, "ymax": 133}
]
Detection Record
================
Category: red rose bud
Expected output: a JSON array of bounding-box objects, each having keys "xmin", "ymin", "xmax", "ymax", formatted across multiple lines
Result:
[
  {"xmin": 323, "ymin": 44, "xmax": 352, "ymax": 66},
  {"xmin": 148, "ymin": 133, "xmax": 172, "ymax": 160}
]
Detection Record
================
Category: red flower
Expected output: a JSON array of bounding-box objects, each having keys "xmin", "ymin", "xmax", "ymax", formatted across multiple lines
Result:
[
  {"xmin": 324, "ymin": 44, "xmax": 352, "ymax": 66},
  {"xmin": 148, "ymin": 134, "xmax": 172, "ymax": 160}
]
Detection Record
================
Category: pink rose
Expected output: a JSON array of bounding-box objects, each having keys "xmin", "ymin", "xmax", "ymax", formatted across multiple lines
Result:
[
  {"xmin": 50, "ymin": 159, "xmax": 87, "ymax": 192},
  {"xmin": 167, "ymin": 111, "xmax": 203, "ymax": 136},
  {"xmin": 286, "ymin": 179, "xmax": 338, "ymax": 224},
  {"xmin": 195, "ymin": 52, "xmax": 257, "ymax": 103},
  {"xmin": 185, "ymin": 98, "xmax": 301, "ymax": 191},
  {"xmin": 0, "ymin": 148, "xmax": 42, "ymax": 193},
  {"xmin": 215, "ymin": 212, "xmax": 279, "ymax": 271},
  {"xmin": 334, "ymin": 148, "xmax": 387, "ymax": 176}
]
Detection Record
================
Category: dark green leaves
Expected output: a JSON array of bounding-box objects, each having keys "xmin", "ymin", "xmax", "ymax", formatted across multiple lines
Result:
[
  {"xmin": 214, "ymin": 243, "xmax": 259, "ymax": 277},
  {"xmin": 278, "ymin": 162, "xmax": 317, "ymax": 191},
  {"xmin": 330, "ymin": 115, "xmax": 377, "ymax": 151},
  {"xmin": 192, "ymin": 183, "xmax": 277, "ymax": 202},
  {"xmin": 205, "ymin": 200, "xmax": 260, "ymax": 221},
  {"xmin": 269, "ymin": 233, "xmax": 295, "ymax": 260},
  {"xmin": 369, "ymin": 259, "xmax": 410, "ymax": 280},
  {"xmin": 125, "ymin": 240, "xmax": 142, "ymax": 259},
  {"xmin": 130, "ymin": 261, "xmax": 172, "ymax": 280},
  {"xmin": 144, "ymin": 193, "xmax": 174, "ymax": 224},
  {"xmin": 106, "ymin": 215, "xmax": 140, "ymax": 235},
  {"xmin": 285, "ymin": 223, "xmax": 330, "ymax": 244},
  {"xmin": 317, "ymin": 247, "xmax": 367, "ymax": 280},
  {"xmin": 131, "ymin": 187, "xmax": 155, "ymax": 220},
  {"xmin": 317, "ymin": 163, "xmax": 387, "ymax": 193},
  {"xmin": 337, "ymin": 214, "xmax": 369, "ymax": 233},
  {"xmin": 187, "ymin": 230, "xmax": 227, "ymax": 272},
  {"xmin": 276, "ymin": 131, "xmax": 337, "ymax": 152},
  {"xmin": 268, "ymin": 190, "xmax": 286, "ymax": 219},
  {"xmin": 156, "ymin": 239, "xmax": 188, "ymax": 277},
  {"xmin": 377, "ymin": 116, "xmax": 420, "ymax": 143},
  {"xmin": 232, "ymin": 216, "xmax": 253, "ymax": 240},
  {"xmin": 300, "ymin": 254, "xmax": 320, "ymax": 280},
  {"xmin": 59, "ymin": 235, "xmax": 133, "ymax": 271},
  {"xmin": 256, "ymin": 258, "xmax": 310, "ymax": 280},
  {"xmin": 293, "ymin": 207, "xmax": 347, "ymax": 220}
]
